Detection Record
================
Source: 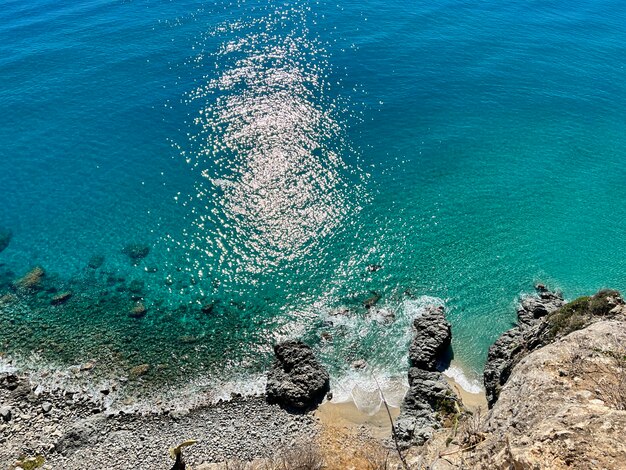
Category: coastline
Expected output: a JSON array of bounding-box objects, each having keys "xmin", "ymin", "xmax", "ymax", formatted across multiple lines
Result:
[{"xmin": 0, "ymin": 355, "xmax": 485, "ymax": 469}]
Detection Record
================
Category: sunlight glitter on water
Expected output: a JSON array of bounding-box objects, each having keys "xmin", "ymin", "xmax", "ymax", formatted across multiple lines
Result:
[{"xmin": 171, "ymin": 3, "xmax": 364, "ymax": 289}]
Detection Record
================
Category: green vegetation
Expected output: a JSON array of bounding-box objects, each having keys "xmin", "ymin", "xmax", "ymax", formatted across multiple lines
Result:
[{"xmin": 546, "ymin": 290, "xmax": 622, "ymax": 340}]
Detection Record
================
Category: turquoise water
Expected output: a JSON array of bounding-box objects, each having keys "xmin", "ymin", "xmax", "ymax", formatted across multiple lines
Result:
[{"xmin": 1, "ymin": 0, "xmax": 625, "ymax": 394}]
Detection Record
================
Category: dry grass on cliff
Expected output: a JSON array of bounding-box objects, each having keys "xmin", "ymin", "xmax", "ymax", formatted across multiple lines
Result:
[{"xmin": 567, "ymin": 335, "xmax": 626, "ymax": 411}]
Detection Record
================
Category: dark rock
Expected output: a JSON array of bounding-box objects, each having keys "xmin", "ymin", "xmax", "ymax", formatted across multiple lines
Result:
[
  {"xmin": 56, "ymin": 416, "xmax": 104, "ymax": 454},
  {"xmin": 367, "ymin": 264, "xmax": 382, "ymax": 272},
  {"xmin": 484, "ymin": 289, "xmax": 564, "ymax": 407},
  {"xmin": 87, "ymin": 255, "xmax": 105, "ymax": 269},
  {"xmin": 396, "ymin": 368, "xmax": 457, "ymax": 447},
  {"xmin": 122, "ymin": 244, "xmax": 150, "ymax": 264},
  {"xmin": 0, "ymin": 228, "xmax": 12, "ymax": 254},
  {"xmin": 408, "ymin": 306, "xmax": 451, "ymax": 371},
  {"xmin": 0, "ymin": 406, "xmax": 11, "ymax": 421},
  {"xmin": 128, "ymin": 279, "xmax": 145, "ymax": 294},
  {"xmin": 144, "ymin": 266, "xmax": 159, "ymax": 273},
  {"xmin": 396, "ymin": 306, "xmax": 457, "ymax": 448},
  {"xmin": 201, "ymin": 302, "xmax": 215, "ymax": 314},
  {"xmin": 266, "ymin": 341, "xmax": 330, "ymax": 411},
  {"xmin": 51, "ymin": 291, "xmax": 72, "ymax": 305}
]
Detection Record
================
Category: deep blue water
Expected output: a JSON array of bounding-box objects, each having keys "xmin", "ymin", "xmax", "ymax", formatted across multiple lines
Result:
[{"xmin": 1, "ymin": 0, "xmax": 625, "ymax": 396}]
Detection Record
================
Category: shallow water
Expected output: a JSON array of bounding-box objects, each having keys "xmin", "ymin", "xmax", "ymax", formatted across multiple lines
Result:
[{"xmin": 1, "ymin": 0, "xmax": 625, "ymax": 396}]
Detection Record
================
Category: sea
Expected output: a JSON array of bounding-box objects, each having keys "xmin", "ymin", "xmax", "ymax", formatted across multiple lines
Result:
[{"xmin": 0, "ymin": 0, "xmax": 625, "ymax": 409}]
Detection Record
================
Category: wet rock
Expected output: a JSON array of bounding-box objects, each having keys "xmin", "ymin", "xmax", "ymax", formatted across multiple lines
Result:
[
  {"xmin": 0, "ymin": 228, "xmax": 12, "ymax": 254},
  {"xmin": 87, "ymin": 255, "xmax": 104, "ymax": 269},
  {"xmin": 122, "ymin": 244, "xmax": 150, "ymax": 264},
  {"xmin": 363, "ymin": 292, "xmax": 381, "ymax": 309},
  {"xmin": 129, "ymin": 302, "xmax": 147, "ymax": 319},
  {"xmin": 408, "ymin": 305, "xmax": 451, "ymax": 371},
  {"xmin": 266, "ymin": 341, "xmax": 330, "ymax": 411},
  {"xmin": 144, "ymin": 266, "xmax": 158, "ymax": 273},
  {"xmin": 351, "ymin": 359, "xmax": 368, "ymax": 369},
  {"xmin": 367, "ymin": 264, "xmax": 382, "ymax": 272},
  {"xmin": 13, "ymin": 266, "xmax": 45, "ymax": 291},
  {"xmin": 50, "ymin": 292, "xmax": 72, "ymax": 306},
  {"xmin": 368, "ymin": 307, "xmax": 396, "ymax": 324}
]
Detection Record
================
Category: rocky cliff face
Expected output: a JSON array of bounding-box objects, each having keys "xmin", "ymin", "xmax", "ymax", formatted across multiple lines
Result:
[{"xmin": 471, "ymin": 290, "xmax": 626, "ymax": 469}]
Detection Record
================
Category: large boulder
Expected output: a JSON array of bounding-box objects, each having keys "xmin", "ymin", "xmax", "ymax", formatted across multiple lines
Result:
[
  {"xmin": 408, "ymin": 306, "xmax": 451, "ymax": 371},
  {"xmin": 266, "ymin": 341, "xmax": 330, "ymax": 411}
]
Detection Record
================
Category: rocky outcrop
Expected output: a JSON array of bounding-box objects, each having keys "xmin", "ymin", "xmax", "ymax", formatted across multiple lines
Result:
[
  {"xmin": 408, "ymin": 305, "xmax": 451, "ymax": 371},
  {"xmin": 484, "ymin": 288, "xmax": 625, "ymax": 408},
  {"xmin": 472, "ymin": 318, "xmax": 626, "ymax": 469},
  {"xmin": 484, "ymin": 288, "xmax": 564, "ymax": 407},
  {"xmin": 266, "ymin": 341, "xmax": 330, "ymax": 411},
  {"xmin": 122, "ymin": 244, "xmax": 150, "ymax": 264},
  {"xmin": 396, "ymin": 306, "xmax": 457, "ymax": 447}
]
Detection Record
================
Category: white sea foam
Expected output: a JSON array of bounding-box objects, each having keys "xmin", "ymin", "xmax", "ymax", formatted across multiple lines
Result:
[
  {"xmin": 443, "ymin": 362, "xmax": 484, "ymax": 394},
  {"xmin": 330, "ymin": 370, "xmax": 408, "ymax": 415}
]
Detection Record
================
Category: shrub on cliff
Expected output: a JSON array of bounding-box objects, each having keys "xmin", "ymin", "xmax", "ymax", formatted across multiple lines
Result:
[{"xmin": 546, "ymin": 289, "xmax": 622, "ymax": 340}]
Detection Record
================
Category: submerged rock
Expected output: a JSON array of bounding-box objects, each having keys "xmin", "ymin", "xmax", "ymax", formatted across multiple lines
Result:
[
  {"xmin": 13, "ymin": 266, "xmax": 45, "ymax": 291},
  {"xmin": 266, "ymin": 341, "xmax": 330, "ymax": 411},
  {"xmin": 0, "ymin": 228, "xmax": 12, "ymax": 254},
  {"xmin": 408, "ymin": 305, "xmax": 451, "ymax": 371},
  {"xmin": 363, "ymin": 292, "xmax": 382, "ymax": 309},
  {"xmin": 122, "ymin": 243, "xmax": 150, "ymax": 264},
  {"xmin": 87, "ymin": 255, "xmax": 105, "ymax": 269},
  {"xmin": 129, "ymin": 302, "xmax": 147, "ymax": 319},
  {"xmin": 50, "ymin": 291, "xmax": 72, "ymax": 306}
]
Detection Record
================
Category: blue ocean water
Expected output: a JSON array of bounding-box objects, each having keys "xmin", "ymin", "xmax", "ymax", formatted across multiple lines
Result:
[{"xmin": 1, "ymin": 0, "xmax": 625, "ymax": 395}]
